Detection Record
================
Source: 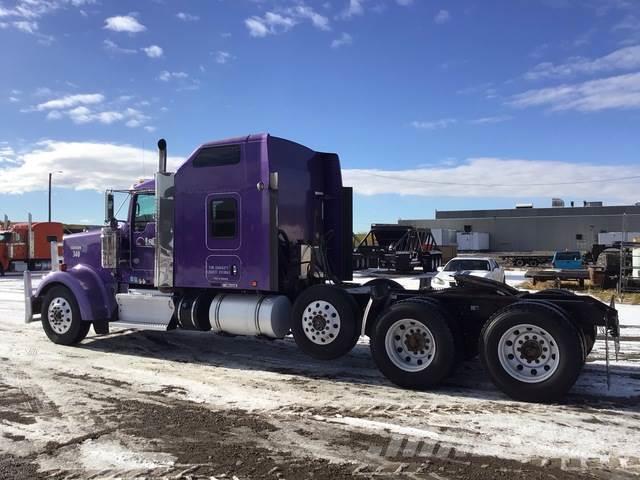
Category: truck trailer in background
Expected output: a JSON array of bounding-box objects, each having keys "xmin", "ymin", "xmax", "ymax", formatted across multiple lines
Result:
[{"xmin": 0, "ymin": 216, "xmax": 63, "ymax": 275}]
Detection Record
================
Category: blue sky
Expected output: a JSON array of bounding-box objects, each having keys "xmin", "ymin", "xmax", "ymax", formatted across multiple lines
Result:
[{"xmin": 1, "ymin": 0, "xmax": 639, "ymax": 232}]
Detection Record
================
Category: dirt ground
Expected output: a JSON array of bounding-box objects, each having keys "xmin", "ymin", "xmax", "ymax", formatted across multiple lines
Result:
[{"xmin": 1, "ymin": 273, "xmax": 639, "ymax": 479}]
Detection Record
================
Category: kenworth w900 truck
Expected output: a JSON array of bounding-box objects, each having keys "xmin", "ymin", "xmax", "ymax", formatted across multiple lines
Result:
[{"xmin": 25, "ymin": 134, "xmax": 620, "ymax": 402}]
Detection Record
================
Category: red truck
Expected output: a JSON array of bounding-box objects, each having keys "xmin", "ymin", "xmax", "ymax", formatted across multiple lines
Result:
[{"xmin": 0, "ymin": 218, "xmax": 64, "ymax": 275}]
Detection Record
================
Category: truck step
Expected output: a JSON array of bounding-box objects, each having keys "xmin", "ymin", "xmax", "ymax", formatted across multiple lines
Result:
[{"xmin": 110, "ymin": 321, "xmax": 171, "ymax": 331}]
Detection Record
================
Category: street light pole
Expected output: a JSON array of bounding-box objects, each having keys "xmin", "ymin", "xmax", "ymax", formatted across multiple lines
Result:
[
  {"xmin": 48, "ymin": 171, "xmax": 62, "ymax": 222},
  {"xmin": 48, "ymin": 173, "xmax": 52, "ymax": 222}
]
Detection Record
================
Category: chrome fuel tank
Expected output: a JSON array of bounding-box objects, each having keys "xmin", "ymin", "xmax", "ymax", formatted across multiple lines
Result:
[{"xmin": 209, "ymin": 294, "xmax": 291, "ymax": 339}]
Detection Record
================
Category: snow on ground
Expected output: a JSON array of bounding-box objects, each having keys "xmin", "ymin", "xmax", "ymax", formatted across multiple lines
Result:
[{"xmin": 0, "ymin": 272, "xmax": 639, "ymax": 478}]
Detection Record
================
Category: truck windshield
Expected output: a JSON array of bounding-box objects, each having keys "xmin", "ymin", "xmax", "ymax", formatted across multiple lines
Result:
[
  {"xmin": 444, "ymin": 259, "xmax": 490, "ymax": 271},
  {"xmin": 0, "ymin": 233, "xmax": 11, "ymax": 242}
]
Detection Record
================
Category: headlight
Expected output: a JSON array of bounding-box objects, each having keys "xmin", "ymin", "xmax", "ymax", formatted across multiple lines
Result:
[{"xmin": 433, "ymin": 278, "xmax": 445, "ymax": 285}]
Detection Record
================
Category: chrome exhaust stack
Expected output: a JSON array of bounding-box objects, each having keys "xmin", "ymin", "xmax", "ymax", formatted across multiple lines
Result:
[{"xmin": 154, "ymin": 138, "xmax": 175, "ymax": 289}]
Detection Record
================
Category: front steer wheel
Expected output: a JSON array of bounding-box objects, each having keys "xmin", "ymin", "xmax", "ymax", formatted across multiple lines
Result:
[
  {"xmin": 479, "ymin": 302, "xmax": 584, "ymax": 402},
  {"xmin": 41, "ymin": 286, "xmax": 90, "ymax": 345},
  {"xmin": 291, "ymin": 285, "xmax": 361, "ymax": 360},
  {"xmin": 370, "ymin": 301, "xmax": 456, "ymax": 390}
]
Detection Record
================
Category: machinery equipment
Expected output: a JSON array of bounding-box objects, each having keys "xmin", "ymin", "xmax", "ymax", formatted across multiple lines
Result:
[
  {"xmin": 353, "ymin": 224, "xmax": 442, "ymax": 272},
  {"xmin": 0, "ymin": 216, "xmax": 63, "ymax": 275}
]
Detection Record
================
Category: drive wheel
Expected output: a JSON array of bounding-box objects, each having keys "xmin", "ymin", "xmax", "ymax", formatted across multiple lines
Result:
[
  {"xmin": 479, "ymin": 302, "xmax": 584, "ymax": 402},
  {"xmin": 291, "ymin": 285, "xmax": 360, "ymax": 360},
  {"xmin": 370, "ymin": 301, "xmax": 456, "ymax": 389},
  {"xmin": 41, "ymin": 286, "xmax": 90, "ymax": 345}
]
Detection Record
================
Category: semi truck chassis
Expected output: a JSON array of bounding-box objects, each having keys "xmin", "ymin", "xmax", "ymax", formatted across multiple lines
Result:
[{"xmin": 25, "ymin": 271, "xmax": 619, "ymax": 403}]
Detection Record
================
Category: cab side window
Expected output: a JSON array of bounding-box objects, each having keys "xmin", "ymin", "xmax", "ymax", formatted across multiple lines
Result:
[{"xmin": 134, "ymin": 194, "xmax": 155, "ymax": 232}]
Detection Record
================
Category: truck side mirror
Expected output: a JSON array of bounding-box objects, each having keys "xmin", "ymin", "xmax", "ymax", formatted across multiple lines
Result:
[{"xmin": 105, "ymin": 191, "xmax": 115, "ymax": 226}]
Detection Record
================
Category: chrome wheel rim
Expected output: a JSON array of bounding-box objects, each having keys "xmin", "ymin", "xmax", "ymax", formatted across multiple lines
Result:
[
  {"xmin": 302, "ymin": 300, "xmax": 340, "ymax": 345},
  {"xmin": 385, "ymin": 319, "xmax": 436, "ymax": 372},
  {"xmin": 47, "ymin": 297, "xmax": 73, "ymax": 335},
  {"xmin": 498, "ymin": 323, "xmax": 560, "ymax": 383}
]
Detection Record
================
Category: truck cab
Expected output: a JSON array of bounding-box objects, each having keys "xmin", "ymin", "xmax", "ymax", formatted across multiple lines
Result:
[
  {"xmin": 35, "ymin": 133, "xmax": 353, "ymax": 336},
  {"xmin": 552, "ymin": 250, "xmax": 583, "ymax": 270}
]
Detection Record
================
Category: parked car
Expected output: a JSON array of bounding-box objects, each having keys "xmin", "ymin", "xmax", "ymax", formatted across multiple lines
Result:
[
  {"xmin": 432, "ymin": 257, "xmax": 505, "ymax": 289},
  {"xmin": 552, "ymin": 251, "xmax": 583, "ymax": 270}
]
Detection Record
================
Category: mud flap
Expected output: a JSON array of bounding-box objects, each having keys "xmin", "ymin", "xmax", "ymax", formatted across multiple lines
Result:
[
  {"xmin": 604, "ymin": 295, "xmax": 621, "ymax": 390},
  {"xmin": 23, "ymin": 271, "xmax": 34, "ymax": 324}
]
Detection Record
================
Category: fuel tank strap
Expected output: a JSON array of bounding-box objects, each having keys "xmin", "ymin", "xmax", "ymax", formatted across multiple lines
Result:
[
  {"xmin": 213, "ymin": 294, "xmax": 226, "ymax": 331},
  {"xmin": 253, "ymin": 295, "xmax": 267, "ymax": 335}
]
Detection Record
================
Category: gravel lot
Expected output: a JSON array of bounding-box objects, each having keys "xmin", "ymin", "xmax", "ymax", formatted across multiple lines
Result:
[{"xmin": 0, "ymin": 272, "xmax": 639, "ymax": 479}]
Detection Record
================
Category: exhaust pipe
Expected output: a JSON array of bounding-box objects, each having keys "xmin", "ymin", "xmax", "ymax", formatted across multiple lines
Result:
[
  {"xmin": 157, "ymin": 138, "xmax": 167, "ymax": 174},
  {"xmin": 3, "ymin": 214, "xmax": 8, "ymax": 230}
]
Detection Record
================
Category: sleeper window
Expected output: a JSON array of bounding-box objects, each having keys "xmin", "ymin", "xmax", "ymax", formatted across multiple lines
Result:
[{"xmin": 209, "ymin": 198, "xmax": 237, "ymax": 238}]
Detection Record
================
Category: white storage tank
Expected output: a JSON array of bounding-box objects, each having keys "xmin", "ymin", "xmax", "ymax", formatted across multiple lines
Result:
[
  {"xmin": 598, "ymin": 232, "xmax": 640, "ymax": 245},
  {"xmin": 633, "ymin": 247, "xmax": 640, "ymax": 279},
  {"xmin": 431, "ymin": 228, "xmax": 457, "ymax": 246},
  {"xmin": 456, "ymin": 232, "xmax": 490, "ymax": 251}
]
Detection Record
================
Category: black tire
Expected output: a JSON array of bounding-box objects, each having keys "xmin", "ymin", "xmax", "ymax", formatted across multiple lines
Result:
[
  {"xmin": 479, "ymin": 302, "xmax": 584, "ymax": 402},
  {"xmin": 370, "ymin": 301, "xmax": 456, "ymax": 389},
  {"xmin": 514, "ymin": 259, "xmax": 525, "ymax": 268},
  {"xmin": 0, "ymin": 263, "xmax": 5, "ymax": 276},
  {"xmin": 291, "ymin": 285, "xmax": 360, "ymax": 360},
  {"xmin": 41, "ymin": 286, "xmax": 91, "ymax": 345}
]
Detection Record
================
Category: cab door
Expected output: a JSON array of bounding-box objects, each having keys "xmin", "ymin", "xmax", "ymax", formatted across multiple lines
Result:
[{"xmin": 130, "ymin": 193, "xmax": 155, "ymax": 285}]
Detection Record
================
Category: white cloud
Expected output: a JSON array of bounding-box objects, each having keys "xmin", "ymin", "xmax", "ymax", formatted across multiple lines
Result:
[
  {"xmin": 142, "ymin": 44, "xmax": 163, "ymax": 58},
  {"xmin": 8, "ymin": 96, "xmax": 20, "ymax": 102},
  {"xmin": 0, "ymin": 0, "xmax": 94, "ymax": 19},
  {"xmin": 411, "ymin": 118, "xmax": 456, "ymax": 130},
  {"xmin": 510, "ymin": 72, "xmax": 640, "ymax": 112},
  {"xmin": 214, "ymin": 51, "xmax": 232, "ymax": 64},
  {"xmin": 396, "ymin": 0, "xmax": 414, "ymax": 5},
  {"xmin": 342, "ymin": 157, "xmax": 640, "ymax": 203},
  {"xmin": 104, "ymin": 15, "xmax": 146, "ymax": 33},
  {"xmin": 103, "ymin": 39, "xmax": 136, "ymax": 54},
  {"xmin": 434, "ymin": 9, "xmax": 450, "ymax": 24},
  {"xmin": 49, "ymin": 106, "xmax": 149, "ymax": 126},
  {"xmin": 245, "ymin": 5, "xmax": 329, "ymax": 37},
  {"xmin": 331, "ymin": 32, "xmax": 352, "ymax": 48},
  {"xmin": 176, "ymin": 12, "xmax": 199, "ymax": 22},
  {"xmin": 525, "ymin": 45, "xmax": 640, "ymax": 80},
  {"xmin": 469, "ymin": 115, "xmax": 513, "ymax": 125},
  {"xmin": 158, "ymin": 70, "xmax": 188, "ymax": 82},
  {"xmin": 0, "ymin": 140, "xmax": 182, "ymax": 194},
  {"xmin": 245, "ymin": 12, "xmax": 296, "ymax": 37},
  {"xmin": 28, "ymin": 92, "xmax": 151, "ymax": 127},
  {"xmin": 290, "ymin": 5, "xmax": 330, "ymax": 31},
  {"xmin": 339, "ymin": 0, "xmax": 365, "ymax": 19},
  {"xmin": 13, "ymin": 20, "xmax": 37, "ymax": 33},
  {"xmin": 144, "ymin": 125, "xmax": 156, "ymax": 133},
  {"xmin": 36, "ymin": 93, "xmax": 104, "ymax": 111}
]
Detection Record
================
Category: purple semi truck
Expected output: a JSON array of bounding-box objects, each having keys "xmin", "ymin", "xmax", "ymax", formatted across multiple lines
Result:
[{"xmin": 24, "ymin": 134, "xmax": 619, "ymax": 402}]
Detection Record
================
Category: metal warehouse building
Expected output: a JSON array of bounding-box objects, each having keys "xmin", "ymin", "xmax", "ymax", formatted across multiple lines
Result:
[{"xmin": 399, "ymin": 204, "xmax": 640, "ymax": 252}]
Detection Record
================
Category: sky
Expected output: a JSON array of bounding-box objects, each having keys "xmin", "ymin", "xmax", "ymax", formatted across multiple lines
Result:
[{"xmin": 1, "ymin": 0, "xmax": 639, "ymax": 232}]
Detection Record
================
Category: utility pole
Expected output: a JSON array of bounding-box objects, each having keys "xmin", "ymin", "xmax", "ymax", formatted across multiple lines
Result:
[{"xmin": 48, "ymin": 171, "xmax": 62, "ymax": 222}]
